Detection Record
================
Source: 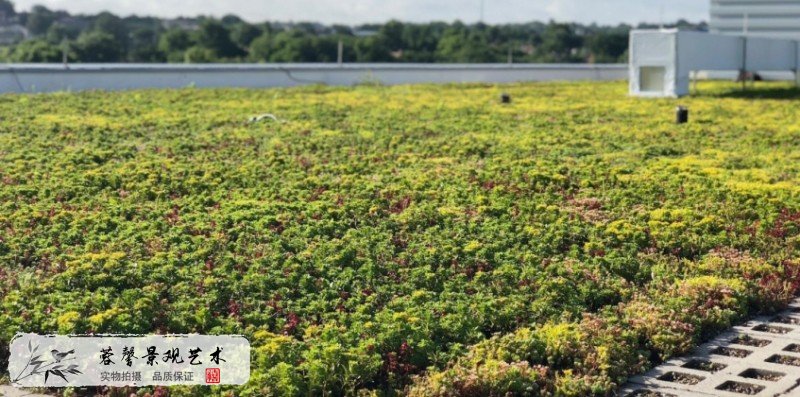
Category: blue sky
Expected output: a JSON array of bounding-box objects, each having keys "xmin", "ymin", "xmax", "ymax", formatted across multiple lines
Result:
[{"xmin": 12, "ymin": 0, "xmax": 709, "ymax": 25}]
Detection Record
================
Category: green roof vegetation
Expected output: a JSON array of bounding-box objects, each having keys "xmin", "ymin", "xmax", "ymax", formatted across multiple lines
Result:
[{"xmin": 0, "ymin": 81, "xmax": 799, "ymax": 396}]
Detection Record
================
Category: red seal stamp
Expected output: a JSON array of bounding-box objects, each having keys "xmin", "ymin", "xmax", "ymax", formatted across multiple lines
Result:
[{"xmin": 205, "ymin": 368, "xmax": 220, "ymax": 384}]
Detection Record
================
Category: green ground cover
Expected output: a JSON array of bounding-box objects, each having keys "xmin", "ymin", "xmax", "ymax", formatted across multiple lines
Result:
[{"xmin": 0, "ymin": 81, "xmax": 799, "ymax": 396}]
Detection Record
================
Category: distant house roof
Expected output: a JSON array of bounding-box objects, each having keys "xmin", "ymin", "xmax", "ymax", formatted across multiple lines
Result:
[{"xmin": 162, "ymin": 18, "xmax": 200, "ymax": 30}]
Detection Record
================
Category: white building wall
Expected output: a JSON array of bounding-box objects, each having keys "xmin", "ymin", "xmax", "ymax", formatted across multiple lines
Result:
[
  {"xmin": 745, "ymin": 36, "xmax": 798, "ymax": 69},
  {"xmin": 711, "ymin": 0, "xmax": 800, "ymax": 39}
]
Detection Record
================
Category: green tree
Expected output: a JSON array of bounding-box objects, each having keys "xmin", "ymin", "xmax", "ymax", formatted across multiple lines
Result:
[
  {"xmin": 220, "ymin": 14, "xmax": 243, "ymax": 26},
  {"xmin": 93, "ymin": 12, "xmax": 129, "ymax": 48},
  {"xmin": 313, "ymin": 36, "xmax": 345, "ymax": 62},
  {"xmin": 436, "ymin": 23, "xmax": 496, "ymax": 62},
  {"xmin": 46, "ymin": 23, "xmax": 80, "ymax": 44},
  {"xmin": 195, "ymin": 19, "xmax": 245, "ymax": 59},
  {"xmin": 158, "ymin": 29, "xmax": 193, "ymax": 62},
  {"xmin": 183, "ymin": 45, "xmax": 215, "ymax": 63},
  {"xmin": 539, "ymin": 23, "xmax": 582, "ymax": 62},
  {"xmin": 354, "ymin": 36, "xmax": 392, "ymax": 62},
  {"xmin": 7, "ymin": 39, "xmax": 63, "ymax": 62},
  {"xmin": 74, "ymin": 31, "xmax": 123, "ymax": 62},
  {"xmin": 585, "ymin": 30, "xmax": 628, "ymax": 63},
  {"xmin": 26, "ymin": 5, "xmax": 55, "ymax": 36},
  {"xmin": 248, "ymin": 32, "xmax": 271, "ymax": 61},
  {"xmin": 129, "ymin": 27, "xmax": 164, "ymax": 62},
  {"xmin": 400, "ymin": 24, "xmax": 439, "ymax": 62},
  {"xmin": 3, "ymin": 16, "xmax": 706, "ymax": 65},
  {"xmin": 378, "ymin": 20, "xmax": 405, "ymax": 51},
  {"xmin": 231, "ymin": 23, "xmax": 262, "ymax": 49},
  {"xmin": 268, "ymin": 30, "xmax": 318, "ymax": 62}
]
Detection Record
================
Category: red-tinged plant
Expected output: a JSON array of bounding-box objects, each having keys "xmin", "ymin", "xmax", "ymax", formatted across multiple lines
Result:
[
  {"xmin": 390, "ymin": 196, "xmax": 412, "ymax": 214},
  {"xmin": 283, "ymin": 313, "xmax": 300, "ymax": 335},
  {"xmin": 227, "ymin": 299, "xmax": 241, "ymax": 319},
  {"xmin": 755, "ymin": 260, "xmax": 800, "ymax": 312},
  {"xmin": 766, "ymin": 209, "xmax": 800, "ymax": 239}
]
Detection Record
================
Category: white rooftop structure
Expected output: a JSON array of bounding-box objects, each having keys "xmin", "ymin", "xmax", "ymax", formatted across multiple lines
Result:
[
  {"xmin": 629, "ymin": 29, "xmax": 800, "ymax": 97},
  {"xmin": 711, "ymin": 0, "xmax": 800, "ymax": 40}
]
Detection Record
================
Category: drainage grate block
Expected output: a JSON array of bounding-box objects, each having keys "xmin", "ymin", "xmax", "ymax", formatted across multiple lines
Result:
[
  {"xmin": 771, "ymin": 315, "xmax": 800, "ymax": 325},
  {"xmin": 682, "ymin": 359, "xmax": 726, "ymax": 373},
  {"xmin": 738, "ymin": 368, "xmax": 784, "ymax": 381},
  {"xmin": 783, "ymin": 344, "xmax": 800, "ymax": 353},
  {"xmin": 715, "ymin": 381, "xmax": 765, "ymax": 395},
  {"xmin": 656, "ymin": 371, "xmax": 705, "ymax": 385},
  {"xmin": 712, "ymin": 346, "xmax": 752, "ymax": 357},
  {"xmin": 730, "ymin": 334, "xmax": 770, "ymax": 347},
  {"xmin": 765, "ymin": 354, "xmax": 800, "ymax": 366},
  {"xmin": 752, "ymin": 324, "xmax": 792, "ymax": 334},
  {"xmin": 628, "ymin": 390, "xmax": 677, "ymax": 397}
]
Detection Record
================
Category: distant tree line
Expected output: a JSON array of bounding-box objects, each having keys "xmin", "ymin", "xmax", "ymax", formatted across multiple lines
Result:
[{"xmin": 0, "ymin": 1, "xmax": 707, "ymax": 63}]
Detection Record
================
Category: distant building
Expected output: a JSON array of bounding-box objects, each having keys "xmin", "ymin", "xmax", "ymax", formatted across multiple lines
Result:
[
  {"xmin": 162, "ymin": 18, "xmax": 200, "ymax": 31},
  {"xmin": 710, "ymin": 0, "xmax": 800, "ymax": 39},
  {"xmin": 0, "ymin": 24, "xmax": 27, "ymax": 45},
  {"xmin": 353, "ymin": 29, "xmax": 378, "ymax": 38},
  {"xmin": 58, "ymin": 16, "xmax": 92, "ymax": 32}
]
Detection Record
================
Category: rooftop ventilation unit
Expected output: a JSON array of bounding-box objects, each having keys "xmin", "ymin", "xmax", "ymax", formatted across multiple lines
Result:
[{"xmin": 629, "ymin": 29, "xmax": 800, "ymax": 97}]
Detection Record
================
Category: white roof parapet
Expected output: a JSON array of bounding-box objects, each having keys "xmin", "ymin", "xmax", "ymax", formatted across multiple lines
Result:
[
  {"xmin": 629, "ymin": 29, "xmax": 800, "ymax": 97},
  {"xmin": 0, "ymin": 63, "xmax": 629, "ymax": 93}
]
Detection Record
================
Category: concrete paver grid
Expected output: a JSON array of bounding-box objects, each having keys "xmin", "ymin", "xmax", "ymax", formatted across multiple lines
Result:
[{"xmin": 622, "ymin": 298, "xmax": 800, "ymax": 396}]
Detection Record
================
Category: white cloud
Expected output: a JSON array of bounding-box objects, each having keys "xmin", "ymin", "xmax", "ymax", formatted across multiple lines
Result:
[{"xmin": 10, "ymin": 0, "xmax": 709, "ymax": 25}]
